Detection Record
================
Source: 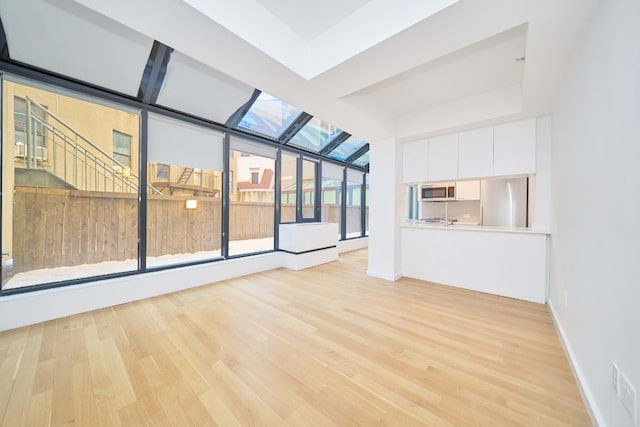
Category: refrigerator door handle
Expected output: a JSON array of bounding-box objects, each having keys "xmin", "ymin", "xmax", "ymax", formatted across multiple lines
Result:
[{"xmin": 480, "ymin": 203, "xmax": 483, "ymax": 226}]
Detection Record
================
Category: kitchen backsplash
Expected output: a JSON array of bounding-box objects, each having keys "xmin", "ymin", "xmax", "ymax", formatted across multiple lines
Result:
[{"xmin": 421, "ymin": 200, "xmax": 480, "ymax": 224}]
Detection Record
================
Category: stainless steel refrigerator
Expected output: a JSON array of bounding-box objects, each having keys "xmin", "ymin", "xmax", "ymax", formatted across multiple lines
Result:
[{"xmin": 480, "ymin": 177, "xmax": 528, "ymax": 227}]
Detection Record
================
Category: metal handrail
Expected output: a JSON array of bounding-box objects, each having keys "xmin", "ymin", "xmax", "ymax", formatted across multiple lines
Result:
[{"xmin": 20, "ymin": 97, "xmax": 161, "ymax": 194}]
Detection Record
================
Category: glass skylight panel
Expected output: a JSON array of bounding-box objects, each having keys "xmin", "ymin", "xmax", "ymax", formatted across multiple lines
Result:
[
  {"xmin": 352, "ymin": 151, "xmax": 370, "ymax": 167},
  {"xmin": 287, "ymin": 117, "xmax": 342, "ymax": 153},
  {"xmin": 237, "ymin": 92, "xmax": 302, "ymax": 139},
  {"xmin": 328, "ymin": 137, "xmax": 367, "ymax": 161}
]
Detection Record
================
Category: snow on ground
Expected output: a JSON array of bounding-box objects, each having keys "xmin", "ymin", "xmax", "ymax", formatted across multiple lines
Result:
[{"xmin": 3, "ymin": 238, "xmax": 274, "ymax": 290}]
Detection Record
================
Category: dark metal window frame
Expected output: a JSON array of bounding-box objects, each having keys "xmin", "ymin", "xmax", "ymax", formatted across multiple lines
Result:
[
  {"xmin": 229, "ymin": 91, "xmax": 369, "ymax": 169},
  {"xmin": 0, "ymin": 54, "xmax": 367, "ymax": 296}
]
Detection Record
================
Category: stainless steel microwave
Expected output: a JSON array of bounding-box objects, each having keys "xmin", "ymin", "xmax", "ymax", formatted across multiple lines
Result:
[{"xmin": 421, "ymin": 183, "xmax": 455, "ymax": 201}]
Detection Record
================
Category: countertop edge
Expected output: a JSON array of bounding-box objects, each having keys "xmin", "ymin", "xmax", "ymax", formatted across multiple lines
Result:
[{"xmin": 400, "ymin": 223, "xmax": 551, "ymax": 235}]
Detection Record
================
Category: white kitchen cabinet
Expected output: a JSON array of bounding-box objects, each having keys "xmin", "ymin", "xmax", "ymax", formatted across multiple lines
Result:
[
  {"xmin": 428, "ymin": 134, "xmax": 458, "ymax": 181},
  {"xmin": 458, "ymin": 127, "xmax": 493, "ymax": 179},
  {"xmin": 493, "ymin": 118, "xmax": 536, "ymax": 176},
  {"xmin": 456, "ymin": 180, "xmax": 480, "ymax": 200},
  {"xmin": 402, "ymin": 139, "xmax": 428, "ymax": 183}
]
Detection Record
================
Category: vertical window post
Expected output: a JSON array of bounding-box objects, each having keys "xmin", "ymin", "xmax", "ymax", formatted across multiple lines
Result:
[{"xmin": 138, "ymin": 110, "xmax": 148, "ymax": 271}]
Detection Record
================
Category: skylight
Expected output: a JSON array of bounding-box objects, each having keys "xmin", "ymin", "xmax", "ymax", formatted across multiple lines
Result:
[
  {"xmin": 327, "ymin": 136, "xmax": 367, "ymax": 161},
  {"xmin": 352, "ymin": 151, "xmax": 370, "ymax": 167},
  {"xmin": 286, "ymin": 117, "xmax": 342, "ymax": 153},
  {"xmin": 233, "ymin": 91, "xmax": 368, "ymax": 169},
  {"xmin": 237, "ymin": 92, "xmax": 302, "ymax": 139}
]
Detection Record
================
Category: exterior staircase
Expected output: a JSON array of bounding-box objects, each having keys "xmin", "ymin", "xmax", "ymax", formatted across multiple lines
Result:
[
  {"xmin": 177, "ymin": 167, "xmax": 194, "ymax": 184},
  {"xmin": 15, "ymin": 97, "xmax": 161, "ymax": 194}
]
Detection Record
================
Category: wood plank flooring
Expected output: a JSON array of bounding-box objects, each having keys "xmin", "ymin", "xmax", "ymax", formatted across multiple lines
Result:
[{"xmin": 0, "ymin": 249, "xmax": 591, "ymax": 426}]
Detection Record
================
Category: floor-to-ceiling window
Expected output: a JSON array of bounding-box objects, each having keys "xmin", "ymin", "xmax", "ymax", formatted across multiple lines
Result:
[
  {"xmin": 321, "ymin": 162, "xmax": 343, "ymax": 239},
  {"xmin": 1, "ymin": 78, "xmax": 140, "ymax": 290},
  {"xmin": 229, "ymin": 138, "xmax": 276, "ymax": 255},
  {"xmin": 346, "ymin": 169, "xmax": 363, "ymax": 239},
  {"xmin": 0, "ymin": 74, "xmax": 370, "ymax": 294},
  {"xmin": 301, "ymin": 158, "xmax": 317, "ymax": 220},
  {"xmin": 280, "ymin": 152, "xmax": 298, "ymax": 223},
  {"xmin": 146, "ymin": 113, "xmax": 224, "ymax": 268}
]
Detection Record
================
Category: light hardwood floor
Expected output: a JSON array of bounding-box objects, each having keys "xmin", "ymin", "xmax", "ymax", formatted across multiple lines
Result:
[{"xmin": 0, "ymin": 249, "xmax": 590, "ymax": 426}]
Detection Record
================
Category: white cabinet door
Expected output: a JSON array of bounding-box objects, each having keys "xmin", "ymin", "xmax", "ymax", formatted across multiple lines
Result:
[
  {"xmin": 456, "ymin": 180, "xmax": 480, "ymax": 200},
  {"xmin": 493, "ymin": 118, "xmax": 536, "ymax": 176},
  {"xmin": 402, "ymin": 139, "xmax": 429, "ymax": 183},
  {"xmin": 458, "ymin": 127, "xmax": 493, "ymax": 179},
  {"xmin": 428, "ymin": 134, "xmax": 458, "ymax": 181}
]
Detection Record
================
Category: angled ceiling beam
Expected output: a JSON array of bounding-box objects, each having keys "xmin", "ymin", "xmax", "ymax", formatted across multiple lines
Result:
[
  {"xmin": 319, "ymin": 131, "xmax": 351, "ymax": 156},
  {"xmin": 279, "ymin": 112, "xmax": 313, "ymax": 144},
  {"xmin": 225, "ymin": 88, "xmax": 261, "ymax": 128},
  {"xmin": 138, "ymin": 40, "xmax": 173, "ymax": 104}
]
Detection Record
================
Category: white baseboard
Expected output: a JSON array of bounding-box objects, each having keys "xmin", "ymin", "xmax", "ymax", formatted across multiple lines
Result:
[
  {"xmin": 548, "ymin": 301, "xmax": 604, "ymax": 427},
  {"xmin": 337, "ymin": 237, "xmax": 368, "ymax": 254}
]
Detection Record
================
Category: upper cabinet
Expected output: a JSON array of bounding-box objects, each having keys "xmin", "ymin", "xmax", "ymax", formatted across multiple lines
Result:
[
  {"xmin": 404, "ymin": 117, "xmax": 537, "ymax": 184},
  {"xmin": 428, "ymin": 134, "xmax": 458, "ymax": 181},
  {"xmin": 402, "ymin": 139, "xmax": 428, "ymax": 183},
  {"xmin": 493, "ymin": 118, "xmax": 536, "ymax": 176},
  {"xmin": 458, "ymin": 127, "xmax": 493, "ymax": 179}
]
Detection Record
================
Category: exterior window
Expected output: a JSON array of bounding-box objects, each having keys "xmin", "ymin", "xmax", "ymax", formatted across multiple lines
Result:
[
  {"xmin": 113, "ymin": 130, "xmax": 132, "ymax": 168},
  {"xmin": 229, "ymin": 139, "xmax": 276, "ymax": 256},
  {"xmin": 2, "ymin": 80, "xmax": 140, "ymax": 290},
  {"xmin": 156, "ymin": 163, "xmax": 169, "ymax": 180},
  {"xmin": 321, "ymin": 162, "xmax": 343, "ymax": 239},
  {"xmin": 301, "ymin": 159, "xmax": 316, "ymax": 220},
  {"xmin": 280, "ymin": 152, "xmax": 297, "ymax": 223},
  {"xmin": 250, "ymin": 169, "xmax": 260, "ymax": 184},
  {"xmin": 146, "ymin": 113, "xmax": 224, "ymax": 268},
  {"xmin": 346, "ymin": 169, "xmax": 363, "ymax": 239}
]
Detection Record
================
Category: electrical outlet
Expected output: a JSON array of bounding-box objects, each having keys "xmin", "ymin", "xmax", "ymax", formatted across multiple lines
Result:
[
  {"xmin": 620, "ymin": 373, "xmax": 637, "ymax": 425},
  {"xmin": 613, "ymin": 363, "xmax": 620, "ymax": 395}
]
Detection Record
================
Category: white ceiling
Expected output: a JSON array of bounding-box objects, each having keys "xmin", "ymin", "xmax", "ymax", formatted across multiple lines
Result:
[
  {"xmin": 59, "ymin": 0, "xmax": 601, "ymax": 142},
  {"xmin": 344, "ymin": 24, "xmax": 527, "ymax": 118},
  {"xmin": 179, "ymin": 0, "xmax": 459, "ymax": 79},
  {"xmin": 255, "ymin": 0, "xmax": 371, "ymax": 42}
]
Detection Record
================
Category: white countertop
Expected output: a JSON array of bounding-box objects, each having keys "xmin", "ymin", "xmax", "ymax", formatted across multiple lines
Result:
[{"xmin": 401, "ymin": 221, "xmax": 550, "ymax": 235}]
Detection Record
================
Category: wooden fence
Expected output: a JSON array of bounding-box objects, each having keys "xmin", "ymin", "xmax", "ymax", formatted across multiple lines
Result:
[
  {"xmin": 146, "ymin": 195, "xmax": 222, "ymax": 258},
  {"xmin": 12, "ymin": 187, "xmax": 139, "ymax": 273},
  {"xmin": 11, "ymin": 187, "xmax": 366, "ymax": 274}
]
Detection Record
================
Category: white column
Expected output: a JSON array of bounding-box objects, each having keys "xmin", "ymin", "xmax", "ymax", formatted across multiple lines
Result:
[
  {"xmin": 532, "ymin": 115, "xmax": 551, "ymax": 231},
  {"xmin": 367, "ymin": 137, "xmax": 403, "ymax": 281}
]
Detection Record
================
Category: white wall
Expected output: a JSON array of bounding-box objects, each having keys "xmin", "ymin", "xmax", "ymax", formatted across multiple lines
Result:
[
  {"xmin": 368, "ymin": 138, "xmax": 403, "ymax": 280},
  {"xmin": 549, "ymin": 1, "xmax": 640, "ymax": 426}
]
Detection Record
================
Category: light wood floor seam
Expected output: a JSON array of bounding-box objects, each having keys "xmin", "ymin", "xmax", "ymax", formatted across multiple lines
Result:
[{"xmin": 0, "ymin": 249, "xmax": 590, "ymax": 426}]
